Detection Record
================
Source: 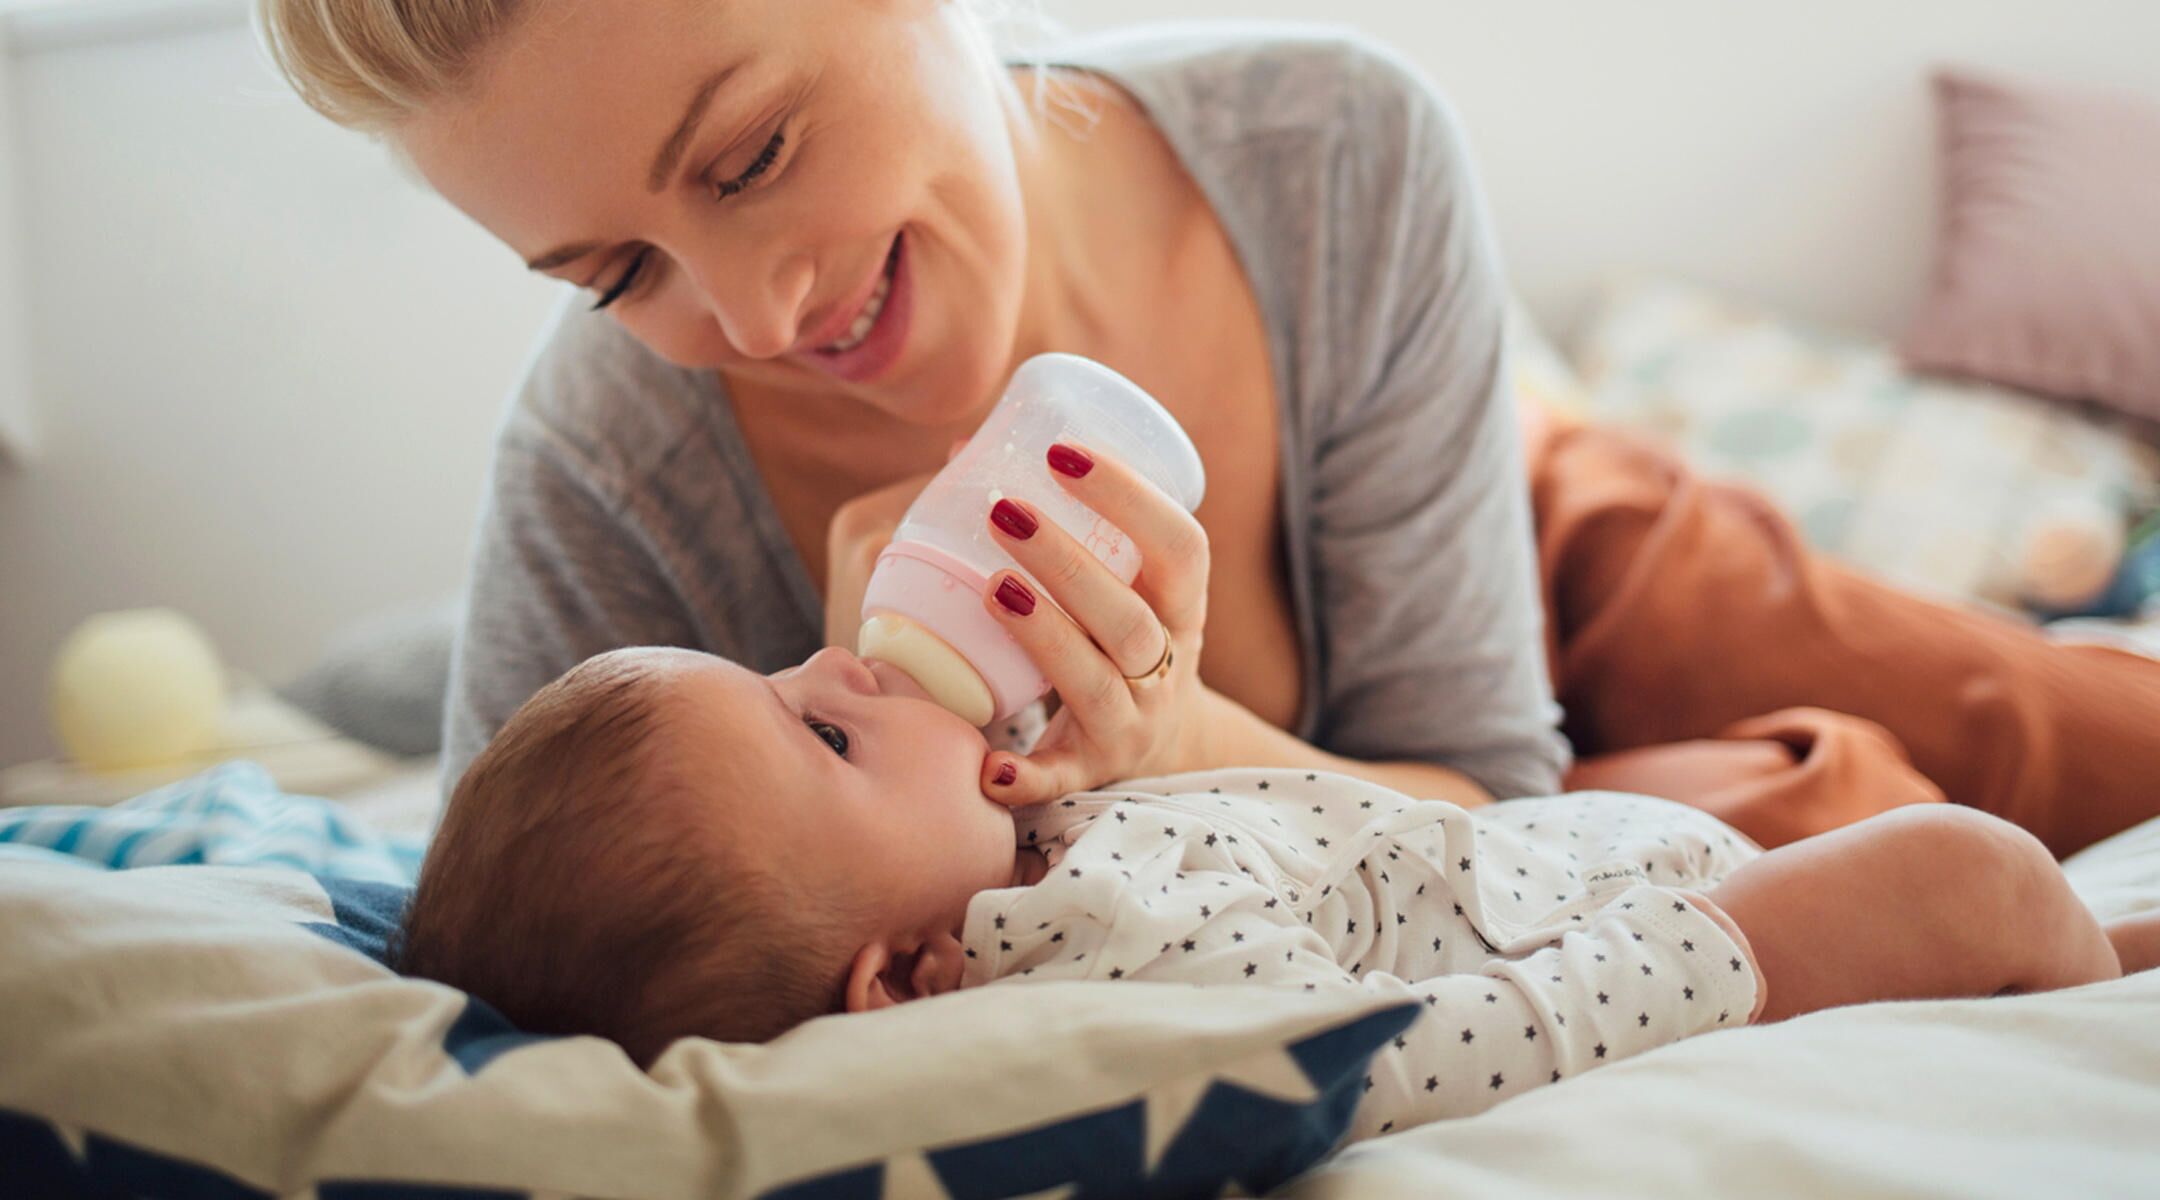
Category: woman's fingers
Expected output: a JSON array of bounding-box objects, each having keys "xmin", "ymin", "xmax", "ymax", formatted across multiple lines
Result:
[
  {"xmin": 1042, "ymin": 442, "xmax": 1211, "ymax": 636},
  {"xmin": 980, "ymin": 739, "xmax": 1094, "ymax": 809},
  {"xmin": 988, "ymin": 497, "xmax": 1169, "ymax": 679},
  {"xmin": 982, "ymin": 568, "xmax": 1143, "ymax": 745}
]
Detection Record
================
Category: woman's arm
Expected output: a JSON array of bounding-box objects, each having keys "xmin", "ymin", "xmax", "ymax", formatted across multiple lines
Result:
[
  {"xmin": 1188, "ymin": 688, "xmax": 1495, "ymax": 807},
  {"xmin": 442, "ymin": 435, "xmax": 700, "ymax": 798},
  {"xmin": 1302, "ymin": 47, "xmax": 1570, "ymax": 800}
]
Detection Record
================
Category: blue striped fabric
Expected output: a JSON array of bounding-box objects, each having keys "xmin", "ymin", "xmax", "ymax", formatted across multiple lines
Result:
[{"xmin": 0, "ymin": 760, "xmax": 423, "ymax": 884}]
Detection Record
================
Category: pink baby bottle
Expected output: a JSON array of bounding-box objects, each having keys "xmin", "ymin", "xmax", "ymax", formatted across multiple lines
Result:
[{"xmin": 857, "ymin": 354, "xmax": 1206, "ymax": 725}]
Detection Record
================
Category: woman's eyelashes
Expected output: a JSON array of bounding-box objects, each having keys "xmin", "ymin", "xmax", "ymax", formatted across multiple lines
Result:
[
  {"xmin": 587, "ymin": 127, "xmax": 791, "ymax": 311},
  {"xmin": 807, "ymin": 718, "xmax": 850, "ymax": 758},
  {"xmin": 589, "ymin": 250, "xmax": 650, "ymax": 311},
  {"xmin": 711, "ymin": 129, "xmax": 786, "ymax": 200}
]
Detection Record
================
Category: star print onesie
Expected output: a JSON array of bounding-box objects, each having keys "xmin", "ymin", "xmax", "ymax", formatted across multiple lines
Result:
[{"xmin": 958, "ymin": 769, "xmax": 1765, "ymax": 1139}]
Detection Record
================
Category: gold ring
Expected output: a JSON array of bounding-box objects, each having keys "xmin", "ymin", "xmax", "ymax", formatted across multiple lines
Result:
[{"xmin": 1123, "ymin": 621, "xmax": 1176, "ymax": 689}]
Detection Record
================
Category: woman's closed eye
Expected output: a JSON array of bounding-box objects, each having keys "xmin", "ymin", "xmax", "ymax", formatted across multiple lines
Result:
[
  {"xmin": 807, "ymin": 718, "xmax": 850, "ymax": 757},
  {"xmin": 588, "ymin": 128, "xmax": 792, "ymax": 311}
]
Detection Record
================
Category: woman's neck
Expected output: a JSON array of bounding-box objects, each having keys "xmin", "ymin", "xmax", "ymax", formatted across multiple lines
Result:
[{"xmin": 1001, "ymin": 67, "xmax": 1174, "ymax": 383}]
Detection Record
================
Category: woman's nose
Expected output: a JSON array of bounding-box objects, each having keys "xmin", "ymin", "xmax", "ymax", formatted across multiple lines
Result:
[{"xmin": 688, "ymin": 246, "xmax": 815, "ymax": 360}]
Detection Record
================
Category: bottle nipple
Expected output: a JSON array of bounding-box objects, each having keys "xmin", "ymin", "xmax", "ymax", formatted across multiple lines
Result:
[{"xmin": 857, "ymin": 613, "xmax": 996, "ymax": 727}]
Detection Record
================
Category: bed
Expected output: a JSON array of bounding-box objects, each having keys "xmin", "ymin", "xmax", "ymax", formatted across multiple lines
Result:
[{"xmin": 5, "ymin": 284, "xmax": 2158, "ymax": 1198}]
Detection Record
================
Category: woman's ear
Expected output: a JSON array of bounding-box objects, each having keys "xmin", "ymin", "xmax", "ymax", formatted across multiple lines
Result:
[{"xmin": 845, "ymin": 941, "xmax": 913, "ymax": 1013}]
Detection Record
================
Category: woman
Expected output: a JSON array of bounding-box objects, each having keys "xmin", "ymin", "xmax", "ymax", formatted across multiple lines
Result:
[{"xmin": 261, "ymin": 0, "xmax": 2160, "ymax": 855}]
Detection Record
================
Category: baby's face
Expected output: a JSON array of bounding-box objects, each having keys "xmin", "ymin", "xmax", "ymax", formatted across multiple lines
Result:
[{"xmin": 661, "ymin": 647, "xmax": 1018, "ymax": 938}]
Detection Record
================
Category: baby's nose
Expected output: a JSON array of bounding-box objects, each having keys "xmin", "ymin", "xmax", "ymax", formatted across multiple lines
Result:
[{"xmin": 803, "ymin": 645, "xmax": 881, "ymax": 695}]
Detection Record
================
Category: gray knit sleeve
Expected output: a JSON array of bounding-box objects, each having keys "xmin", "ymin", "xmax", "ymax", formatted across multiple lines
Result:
[
  {"xmin": 439, "ymin": 430, "xmax": 700, "ymax": 799},
  {"xmin": 1307, "ymin": 47, "xmax": 1568, "ymax": 798}
]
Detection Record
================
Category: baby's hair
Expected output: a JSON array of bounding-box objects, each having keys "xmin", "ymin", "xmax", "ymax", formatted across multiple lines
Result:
[{"xmin": 398, "ymin": 649, "xmax": 855, "ymax": 1066}]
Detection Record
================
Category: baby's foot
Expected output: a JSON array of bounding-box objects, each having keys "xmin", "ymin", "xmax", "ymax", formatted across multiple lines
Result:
[{"xmin": 2102, "ymin": 911, "xmax": 2160, "ymax": 974}]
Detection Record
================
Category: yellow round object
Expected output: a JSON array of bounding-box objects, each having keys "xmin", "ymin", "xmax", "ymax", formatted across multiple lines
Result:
[{"xmin": 49, "ymin": 608, "xmax": 227, "ymax": 771}]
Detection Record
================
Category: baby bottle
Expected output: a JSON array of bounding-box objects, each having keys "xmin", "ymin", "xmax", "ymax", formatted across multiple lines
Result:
[{"xmin": 858, "ymin": 354, "xmax": 1206, "ymax": 726}]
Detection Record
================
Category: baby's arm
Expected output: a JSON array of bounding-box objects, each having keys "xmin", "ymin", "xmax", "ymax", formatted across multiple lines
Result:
[{"xmin": 1706, "ymin": 806, "xmax": 2124, "ymax": 1022}]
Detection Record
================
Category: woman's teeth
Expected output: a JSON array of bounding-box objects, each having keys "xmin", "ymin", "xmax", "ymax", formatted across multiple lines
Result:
[{"xmin": 822, "ymin": 262, "xmax": 893, "ymax": 354}]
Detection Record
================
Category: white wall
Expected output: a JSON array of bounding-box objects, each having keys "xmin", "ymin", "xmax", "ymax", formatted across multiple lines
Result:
[
  {"xmin": 0, "ymin": 22, "xmax": 35, "ymax": 463},
  {"xmin": 1053, "ymin": 0, "xmax": 2160, "ymax": 340},
  {"xmin": 0, "ymin": 12, "xmax": 561, "ymax": 764},
  {"xmin": 2, "ymin": 0, "xmax": 2158, "ymax": 766}
]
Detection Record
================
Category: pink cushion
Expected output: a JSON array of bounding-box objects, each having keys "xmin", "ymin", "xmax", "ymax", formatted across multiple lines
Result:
[{"xmin": 1900, "ymin": 68, "xmax": 2160, "ymax": 422}]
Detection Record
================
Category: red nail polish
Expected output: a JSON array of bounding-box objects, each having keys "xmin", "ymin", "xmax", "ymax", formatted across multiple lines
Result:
[
  {"xmin": 990, "ymin": 498, "xmax": 1038, "ymax": 540},
  {"xmin": 1047, "ymin": 443, "xmax": 1094, "ymax": 478},
  {"xmin": 995, "ymin": 577, "xmax": 1036, "ymax": 616},
  {"xmin": 993, "ymin": 762, "xmax": 1017, "ymax": 786}
]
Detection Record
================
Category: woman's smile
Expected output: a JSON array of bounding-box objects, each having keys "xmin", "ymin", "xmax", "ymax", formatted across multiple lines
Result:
[{"xmin": 798, "ymin": 231, "xmax": 912, "ymax": 383}]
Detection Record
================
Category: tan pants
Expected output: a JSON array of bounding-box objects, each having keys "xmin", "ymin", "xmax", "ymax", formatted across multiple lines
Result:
[{"xmin": 1531, "ymin": 418, "xmax": 2160, "ymax": 857}]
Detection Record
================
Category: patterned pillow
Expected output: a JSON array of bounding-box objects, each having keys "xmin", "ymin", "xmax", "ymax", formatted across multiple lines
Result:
[
  {"xmin": 1900, "ymin": 68, "xmax": 2160, "ymax": 423},
  {"xmin": 1573, "ymin": 276, "xmax": 2160, "ymax": 610},
  {"xmin": 0, "ymin": 784, "xmax": 1415, "ymax": 1199}
]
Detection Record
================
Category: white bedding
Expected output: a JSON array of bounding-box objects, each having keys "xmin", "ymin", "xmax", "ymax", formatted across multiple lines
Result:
[
  {"xmin": 335, "ymin": 766, "xmax": 2160, "ymax": 1197},
  {"xmin": 3, "ymin": 756, "xmax": 2155, "ymax": 1197},
  {"xmin": 1287, "ymin": 813, "xmax": 2160, "ymax": 1199}
]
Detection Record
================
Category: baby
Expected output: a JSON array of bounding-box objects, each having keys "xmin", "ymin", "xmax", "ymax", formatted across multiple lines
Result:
[{"xmin": 402, "ymin": 645, "xmax": 2158, "ymax": 1140}]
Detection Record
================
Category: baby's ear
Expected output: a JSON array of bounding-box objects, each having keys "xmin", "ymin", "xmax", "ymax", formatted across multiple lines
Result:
[
  {"xmin": 844, "ymin": 942, "xmax": 913, "ymax": 1013},
  {"xmin": 845, "ymin": 932, "xmax": 969, "ymax": 1013}
]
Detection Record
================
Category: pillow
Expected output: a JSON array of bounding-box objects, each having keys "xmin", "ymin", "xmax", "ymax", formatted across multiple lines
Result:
[
  {"xmin": 278, "ymin": 600, "xmax": 460, "ymax": 757},
  {"xmin": 1574, "ymin": 276, "xmax": 2160, "ymax": 610},
  {"xmin": 0, "ymin": 848, "xmax": 1415, "ymax": 1197},
  {"xmin": 1900, "ymin": 68, "xmax": 2160, "ymax": 422}
]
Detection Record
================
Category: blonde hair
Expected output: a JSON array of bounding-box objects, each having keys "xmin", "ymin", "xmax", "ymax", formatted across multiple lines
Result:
[
  {"xmin": 255, "ymin": 0, "xmax": 1058, "ymax": 137},
  {"xmin": 254, "ymin": 0, "xmax": 528, "ymax": 133}
]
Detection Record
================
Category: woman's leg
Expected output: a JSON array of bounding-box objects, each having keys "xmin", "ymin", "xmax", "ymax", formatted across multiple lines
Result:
[
  {"xmin": 1707, "ymin": 806, "xmax": 2122, "ymax": 1022},
  {"xmin": 1533, "ymin": 420, "xmax": 2160, "ymax": 857}
]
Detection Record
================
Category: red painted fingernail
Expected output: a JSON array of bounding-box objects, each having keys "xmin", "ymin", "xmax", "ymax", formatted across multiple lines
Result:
[
  {"xmin": 990, "ymin": 498, "xmax": 1038, "ymax": 540},
  {"xmin": 993, "ymin": 762, "xmax": 1017, "ymax": 786},
  {"xmin": 994, "ymin": 577, "xmax": 1036, "ymax": 616},
  {"xmin": 1047, "ymin": 444, "xmax": 1094, "ymax": 478}
]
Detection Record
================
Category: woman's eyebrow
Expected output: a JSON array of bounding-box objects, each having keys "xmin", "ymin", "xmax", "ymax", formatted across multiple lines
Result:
[
  {"xmin": 525, "ymin": 242, "xmax": 601, "ymax": 272},
  {"xmin": 523, "ymin": 61, "xmax": 747, "ymax": 273},
  {"xmin": 648, "ymin": 63, "xmax": 744, "ymax": 192}
]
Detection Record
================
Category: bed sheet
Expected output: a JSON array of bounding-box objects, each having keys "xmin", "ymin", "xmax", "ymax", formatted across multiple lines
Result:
[{"xmin": 1283, "ymin": 813, "xmax": 2160, "ymax": 1199}]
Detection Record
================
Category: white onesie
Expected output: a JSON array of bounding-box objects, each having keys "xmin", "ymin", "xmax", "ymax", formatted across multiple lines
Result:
[{"xmin": 958, "ymin": 769, "xmax": 1764, "ymax": 1138}]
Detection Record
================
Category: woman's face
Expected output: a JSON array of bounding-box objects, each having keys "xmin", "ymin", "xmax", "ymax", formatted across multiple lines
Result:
[{"xmin": 401, "ymin": 0, "xmax": 1033, "ymax": 425}]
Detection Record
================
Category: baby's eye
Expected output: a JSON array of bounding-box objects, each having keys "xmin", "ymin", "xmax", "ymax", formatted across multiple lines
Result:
[{"xmin": 807, "ymin": 719, "xmax": 849, "ymax": 757}]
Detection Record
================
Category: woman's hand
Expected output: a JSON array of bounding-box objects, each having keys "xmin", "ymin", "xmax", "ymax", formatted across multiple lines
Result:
[
  {"xmin": 977, "ymin": 442, "xmax": 1217, "ymax": 806},
  {"xmin": 823, "ymin": 446, "xmax": 968, "ymax": 649},
  {"xmin": 824, "ymin": 471, "xmax": 939, "ymax": 649}
]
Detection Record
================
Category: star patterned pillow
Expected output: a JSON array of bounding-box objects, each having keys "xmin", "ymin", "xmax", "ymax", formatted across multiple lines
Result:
[{"xmin": 0, "ymin": 863, "xmax": 1415, "ymax": 1199}]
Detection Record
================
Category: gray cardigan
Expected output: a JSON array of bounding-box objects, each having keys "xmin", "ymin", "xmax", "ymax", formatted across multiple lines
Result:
[{"xmin": 441, "ymin": 23, "xmax": 1569, "ymax": 800}]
